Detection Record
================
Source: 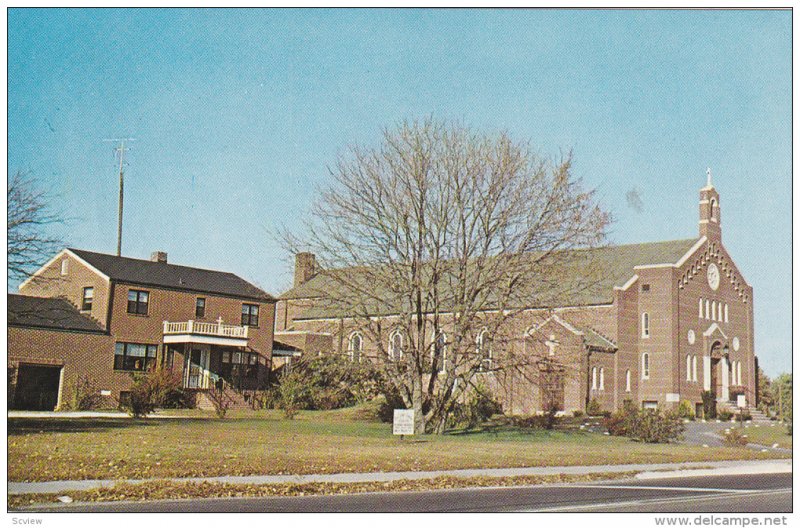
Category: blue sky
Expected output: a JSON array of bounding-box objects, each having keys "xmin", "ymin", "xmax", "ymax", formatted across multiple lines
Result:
[{"xmin": 8, "ymin": 9, "xmax": 791, "ymax": 376}]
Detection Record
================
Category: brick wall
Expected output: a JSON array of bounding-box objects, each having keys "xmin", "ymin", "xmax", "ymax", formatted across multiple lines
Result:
[
  {"xmin": 20, "ymin": 251, "xmax": 111, "ymax": 329},
  {"xmin": 8, "ymin": 326, "xmax": 119, "ymax": 408}
]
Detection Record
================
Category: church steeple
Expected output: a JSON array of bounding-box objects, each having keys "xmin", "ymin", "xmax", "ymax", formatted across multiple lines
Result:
[{"xmin": 699, "ymin": 168, "xmax": 721, "ymax": 240}]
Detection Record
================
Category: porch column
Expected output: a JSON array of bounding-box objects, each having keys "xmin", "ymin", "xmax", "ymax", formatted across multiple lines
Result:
[{"xmin": 721, "ymin": 358, "xmax": 729, "ymax": 401}]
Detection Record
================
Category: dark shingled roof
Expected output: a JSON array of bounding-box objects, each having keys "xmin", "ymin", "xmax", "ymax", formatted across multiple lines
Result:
[
  {"xmin": 281, "ymin": 238, "xmax": 699, "ymax": 320},
  {"xmin": 8, "ymin": 294, "xmax": 105, "ymax": 333},
  {"xmin": 69, "ymin": 249, "xmax": 274, "ymax": 302}
]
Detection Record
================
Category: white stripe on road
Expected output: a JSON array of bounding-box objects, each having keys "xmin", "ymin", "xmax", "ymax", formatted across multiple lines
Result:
[
  {"xmin": 547, "ymin": 484, "xmax": 760, "ymax": 494},
  {"xmin": 521, "ymin": 488, "xmax": 792, "ymax": 513}
]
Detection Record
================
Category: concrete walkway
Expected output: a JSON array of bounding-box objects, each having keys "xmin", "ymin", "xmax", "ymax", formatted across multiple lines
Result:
[
  {"xmin": 7, "ymin": 411, "xmax": 191, "ymax": 419},
  {"xmin": 8, "ymin": 458, "xmax": 791, "ymax": 495},
  {"xmin": 680, "ymin": 421, "xmax": 792, "ymax": 454}
]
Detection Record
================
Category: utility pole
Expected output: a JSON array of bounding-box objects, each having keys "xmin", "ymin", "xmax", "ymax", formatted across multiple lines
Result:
[{"xmin": 103, "ymin": 138, "xmax": 135, "ymax": 256}]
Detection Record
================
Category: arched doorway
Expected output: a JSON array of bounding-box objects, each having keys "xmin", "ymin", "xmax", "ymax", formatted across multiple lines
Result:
[{"xmin": 709, "ymin": 341, "xmax": 721, "ymax": 399}]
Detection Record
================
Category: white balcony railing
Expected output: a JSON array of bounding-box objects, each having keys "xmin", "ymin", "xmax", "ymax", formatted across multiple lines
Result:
[{"xmin": 163, "ymin": 319, "xmax": 248, "ymax": 339}]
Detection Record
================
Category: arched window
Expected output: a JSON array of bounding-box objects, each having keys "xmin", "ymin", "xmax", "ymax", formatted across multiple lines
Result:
[
  {"xmin": 60, "ymin": 259, "xmax": 69, "ymax": 276},
  {"xmin": 388, "ymin": 330, "xmax": 403, "ymax": 362},
  {"xmin": 477, "ymin": 329, "xmax": 492, "ymax": 371},
  {"xmin": 699, "ymin": 298, "xmax": 703, "ymax": 318},
  {"xmin": 738, "ymin": 361, "xmax": 742, "ymax": 385},
  {"xmin": 433, "ymin": 332, "xmax": 448, "ymax": 374},
  {"xmin": 711, "ymin": 301, "xmax": 717, "ymax": 321},
  {"xmin": 710, "ymin": 199, "xmax": 717, "ymax": 220},
  {"xmin": 718, "ymin": 302, "xmax": 723, "ymax": 321},
  {"xmin": 705, "ymin": 300, "xmax": 710, "ymax": 319},
  {"xmin": 348, "ymin": 332, "xmax": 363, "ymax": 363},
  {"xmin": 641, "ymin": 313, "xmax": 650, "ymax": 338},
  {"xmin": 625, "ymin": 370, "xmax": 631, "ymax": 392},
  {"xmin": 592, "ymin": 367, "xmax": 597, "ymax": 390},
  {"xmin": 692, "ymin": 355, "xmax": 698, "ymax": 382},
  {"xmin": 686, "ymin": 355, "xmax": 692, "ymax": 381},
  {"xmin": 599, "ymin": 368, "xmax": 605, "ymax": 390},
  {"xmin": 642, "ymin": 353, "xmax": 650, "ymax": 380},
  {"xmin": 724, "ymin": 304, "xmax": 729, "ymax": 323}
]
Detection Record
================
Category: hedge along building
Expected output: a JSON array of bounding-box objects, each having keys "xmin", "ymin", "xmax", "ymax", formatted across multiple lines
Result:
[{"xmin": 275, "ymin": 174, "xmax": 755, "ymax": 415}]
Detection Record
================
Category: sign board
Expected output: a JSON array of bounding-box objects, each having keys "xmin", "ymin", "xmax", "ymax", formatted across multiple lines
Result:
[
  {"xmin": 737, "ymin": 394, "xmax": 747, "ymax": 409},
  {"xmin": 393, "ymin": 409, "xmax": 415, "ymax": 435}
]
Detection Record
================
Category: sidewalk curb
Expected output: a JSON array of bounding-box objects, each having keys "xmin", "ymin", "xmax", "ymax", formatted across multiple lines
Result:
[{"xmin": 8, "ymin": 459, "xmax": 791, "ymax": 495}]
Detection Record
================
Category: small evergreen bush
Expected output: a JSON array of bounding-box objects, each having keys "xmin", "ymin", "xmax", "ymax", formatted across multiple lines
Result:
[
  {"xmin": 586, "ymin": 398, "xmax": 602, "ymax": 416},
  {"xmin": 678, "ymin": 400, "xmax": 695, "ymax": 420}
]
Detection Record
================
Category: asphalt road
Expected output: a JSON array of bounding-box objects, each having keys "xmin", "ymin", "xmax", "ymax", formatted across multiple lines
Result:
[{"xmin": 22, "ymin": 472, "xmax": 791, "ymax": 513}]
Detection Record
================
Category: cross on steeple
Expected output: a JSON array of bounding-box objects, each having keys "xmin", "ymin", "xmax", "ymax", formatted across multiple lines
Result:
[{"xmin": 545, "ymin": 334, "xmax": 559, "ymax": 356}]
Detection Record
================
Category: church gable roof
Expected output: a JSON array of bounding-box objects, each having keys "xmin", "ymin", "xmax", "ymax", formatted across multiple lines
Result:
[{"xmin": 281, "ymin": 238, "xmax": 699, "ymax": 320}]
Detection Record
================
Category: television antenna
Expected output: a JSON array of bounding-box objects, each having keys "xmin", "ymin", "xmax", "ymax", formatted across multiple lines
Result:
[{"xmin": 103, "ymin": 138, "xmax": 135, "ymax": 256}]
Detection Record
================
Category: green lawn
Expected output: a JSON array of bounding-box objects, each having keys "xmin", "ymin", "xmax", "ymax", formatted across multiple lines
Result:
[
  {"xmin": 738, "ymin": 423, "xmax": 793, "ymax": 449},
  {"xmin": 8, "ymin": 408, "xmax": 787, "ymax": 482}
]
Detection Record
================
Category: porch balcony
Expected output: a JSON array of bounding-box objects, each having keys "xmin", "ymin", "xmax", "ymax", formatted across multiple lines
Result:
[{"xmin": 163, "ymin": 318, "xmax": 249, "ymax": 346}]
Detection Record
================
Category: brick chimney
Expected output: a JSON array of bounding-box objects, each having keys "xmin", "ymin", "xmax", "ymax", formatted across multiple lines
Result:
[
  {"xmin": 151, "ymin": 251, "xmax": 168, "ymax": 263},
  {"xmin": 294, "ymin": 252, "xmax": 316, "ymax": 287}
]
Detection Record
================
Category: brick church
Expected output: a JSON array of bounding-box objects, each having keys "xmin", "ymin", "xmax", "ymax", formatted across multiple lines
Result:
[{"xmin": 276, "ymin": 173, "xmax": 755, "ymax": 415}]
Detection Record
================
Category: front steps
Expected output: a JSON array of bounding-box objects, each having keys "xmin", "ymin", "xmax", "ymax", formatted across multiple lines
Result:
[{"xmin": 194, "ymin": 387, "xmax": 253, "ymax": 411}]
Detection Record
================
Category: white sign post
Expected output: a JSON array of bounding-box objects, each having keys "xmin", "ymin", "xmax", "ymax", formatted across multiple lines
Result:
[
  {"xmin": 737, "ymin": 394, "xmax": 747, "ymax": 427},
  {"xmin": 393, "ymin": 409, "xmax": 415, "ymax": 438}
]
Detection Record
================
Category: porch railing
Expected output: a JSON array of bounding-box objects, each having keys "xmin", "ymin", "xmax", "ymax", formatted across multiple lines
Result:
[{"xmin": 163, "ymin": 319, "xmax": 249, "ymax": 339}]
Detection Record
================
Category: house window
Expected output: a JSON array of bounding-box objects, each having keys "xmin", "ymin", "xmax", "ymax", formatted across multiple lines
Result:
[
  {"xmin": 591, "ymin": 367, "xmax": 597, "ymax": 390},
  {"xmin": 220, "ymin": 350, "xmax": 259, "ymax": 384},
  {"xmin": 477, "ymin": 329, "xmax": 492, "ymax": 371},
  {"xmin": 625, "ymin": 370, "xmax": 631, "ymax": 392},
  {"xmin": 81, "ymin": 287, "xmax": 94, "ymax": 311},
  {"xmin": 738, "ymin": 361, "xmax": 742, "ymax": 385},
  {"xmin": 599, "ymin": 367, "xmax": 605, "ymax": 390},
  {"xmin": 686, "ymin": 355, "xmax": 692, "ymax": 382},
  {"xmin": 60, "ymin": 259, "xmax": 69, "ymax": 275},
  {"xmin": 711, "ymin": 301, "xmax": 717, "ymax": 321},
  {"xmin": 389, "ymin": 330, "xmax": 403, "ymax": 361},
  {"xmin": 114, "ymin": 342, "xmax": 157, "ymax": 371},
  {"xmin": 434, "ymin": 332, "xmax": 448, "ymax": 373},
  {"xmin": 348, "ymin": 332, "xmax": 363, "ymax": 362},
  {"xmin": 127, "ymin": 290, "xmax": 149, "ymax": 315},
  {"xmin": 241, "ymin": 304, "xmax": 259, "ymax": 326},
  {"xmin": 699, "ymin": 298, "xmax": 703, "ymax": 318},
  {"xmin": 641, "ymin": 312, "xmax": 650, "ymax": 338},
  {"xmin": 693, "ymin": 355, "xmax": 698, "ymax": 382},
  {"xmin": 195, "ymin": 298, "xmax": 206, "ymax": 318},
  {"xmin": 705, "ymin": 300, "xmax": 710, "ymax": 319},
  {"xmin": 724, "ymin": 304, "xmax": 729, "ymax": 323},
  {"xmin": 642, "ymin": 353, "xmax": 650, "ymax": 380}
]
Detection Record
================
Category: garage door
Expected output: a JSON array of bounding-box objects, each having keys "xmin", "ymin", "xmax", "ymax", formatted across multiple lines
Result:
[{"xmin": 12, "ymin": 364, "xmax": 62, "ymax": 411}]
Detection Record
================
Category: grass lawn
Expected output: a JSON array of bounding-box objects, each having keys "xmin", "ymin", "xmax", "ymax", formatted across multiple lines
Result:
[
  {"xmin": 8, "ymin": 407, "xmax": 787, "ymax": 482},
  {"xmin": 737, "ymin": 423, "xmax": 793, "ymax": 449}
]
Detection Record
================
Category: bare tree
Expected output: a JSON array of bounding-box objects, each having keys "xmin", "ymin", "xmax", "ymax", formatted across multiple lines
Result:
[
  {"xmin": 285, "ymin": 119, "xmax": 610, "ymax": 434},
  {"xmin": 7, "ymin": 171, "xmax": 63, "ymax": 282}
]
